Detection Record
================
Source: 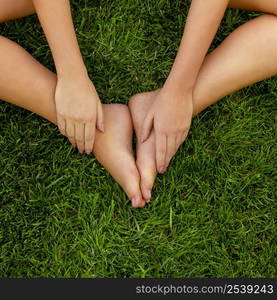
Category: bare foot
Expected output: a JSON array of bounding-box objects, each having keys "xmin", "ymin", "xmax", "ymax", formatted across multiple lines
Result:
[
  {"xmin": 93, "ymin": 104, "xmax": 146, "ymax": 208},
  {"xmin": 128, "ymin": 91, "xmax": 160, "ymax": 202}
]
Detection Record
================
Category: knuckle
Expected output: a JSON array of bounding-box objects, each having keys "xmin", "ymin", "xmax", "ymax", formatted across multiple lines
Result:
[
  {"xmin": 57, "ymin": 111, "xmax": 65, "ymax": 118},
  {"xmin": 58, "ymin": 121, "xmax": 65, "ymax": 128},
  {"xmin": 182, "ymin": 124, "xmax": 190, "ymax": 131},
  {"xmin": 76, "ymin": 138, "xmax": 84, "ymax": 143},
  {"xmin": 74, "ymin": 116, "xmax": 84, "ymax": 123},
  {"xmin": 158, "ymin": 151, "xmax": 166, "ymax": 159},
  {"xmin": 158, "ymin": 146, "xmax": 166, "ymax": 154},
  {"xmin": 181, "ymin": 132, "xmax": 188, "ymax": 139},
  {"xmin": 85, "ymin": 137, "xmax": 94, "ymax": 143},
  {"xmin": 182, "ymin": 128, "xmax": 189, "ymax": 133},
  {"xmin": 73, "ymin": 114, "xmax": 94, "ymax": 123},
  {"xmin": 84, "ymin": 116, "xmax": 95, "ymax": 123},
  {"xmin": 155, "ymin": 127, "xmax": 164, "ymax": 134},
  {"xmin": 86, "ymin": 131, "xmax": 95, "ymax": 140},
  {"xmin": 166, "ymin": 153, "xmax": 171, "ymax": 161}
]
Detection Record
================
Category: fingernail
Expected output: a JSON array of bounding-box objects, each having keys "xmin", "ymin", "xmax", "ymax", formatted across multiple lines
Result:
[
  {"xmin": 86, "ymin": 151, "xmax": 91, "ymax": 155},
  {"xmin": 99, "ymin": 123, "xmax": 105, "ymax": 132},
  {"xmin": 159, "ymin": 167, "xmax": 166, "ymax": 174},
  {"xmin": 141, "ymin": 137, "xmax": 145, "ymax": 143}
]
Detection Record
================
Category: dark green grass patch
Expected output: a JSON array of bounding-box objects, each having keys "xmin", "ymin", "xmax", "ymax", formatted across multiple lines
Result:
[{"xmin": 0, "ymin": 0, "xmax": 276, "ymax": 277}]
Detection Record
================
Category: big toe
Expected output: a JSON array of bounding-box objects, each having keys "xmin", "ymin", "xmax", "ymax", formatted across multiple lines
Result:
[
  {"xmin": 122, "ymin": 167, "xmax": 146, "ymax": 208},
  {"xmin": 136, "ymin": 157, "xmax": 156, "ymax": 202}
]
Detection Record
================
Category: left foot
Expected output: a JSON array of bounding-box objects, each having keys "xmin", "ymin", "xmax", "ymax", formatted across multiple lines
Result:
[{"xmin": 93, "ymin": 104, "xmax": 146, "ymax": 208}]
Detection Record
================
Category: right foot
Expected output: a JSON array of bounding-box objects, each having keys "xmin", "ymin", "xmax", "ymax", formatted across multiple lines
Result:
[
  {"xmin": 129, "ymin": 91, "xmax": 160, "ymax": 202},
  {"xmin": 93, "ymin": 104, "xmax": 146, "ymax": 208}
]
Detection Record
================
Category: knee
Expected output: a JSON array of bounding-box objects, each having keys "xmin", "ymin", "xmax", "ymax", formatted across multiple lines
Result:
[{"xmin": 262, "ymin": 13, "xmax": 277, "ymax": 33}]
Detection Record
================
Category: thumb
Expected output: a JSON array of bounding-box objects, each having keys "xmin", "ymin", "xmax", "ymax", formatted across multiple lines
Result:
[
  {"xmin": 96, "ymin": 102, "xmax": 105, "ymax": 132},
  {"xmin": 141, "ymin": 112, "xmax": 154, "ymax": 143}
]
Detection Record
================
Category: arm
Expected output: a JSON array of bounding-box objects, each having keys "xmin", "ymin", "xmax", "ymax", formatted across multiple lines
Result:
[
  {"xmin": 142, "ymin": 0, "xmax": 230, "ymax": 173},
  {"xmin": 33, "ymin": 0, "xmax": 86, "ymax": 77},
  {"xmin": 33, "ymin": 0, "xmax": 104, "ymax": 154},
  {"xmin": 164, "ymin": 0, "xmax": 229, "ymax": 92}
]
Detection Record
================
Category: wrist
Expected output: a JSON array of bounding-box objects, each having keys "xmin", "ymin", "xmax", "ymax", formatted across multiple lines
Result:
[
  {"xmin": 163, "ymin": 79, "xmax": 193, "ymax": 97},
  {"xmin": 55, "ymin": 53, "xmax": 88, "ymax": 77},
  {"xmin": 164, "ymin": 73, "xmax": 194, "ymax": 94},
  {"xmin": 57, "ymin": 64, "xmax": 89, "ymax": 82}
]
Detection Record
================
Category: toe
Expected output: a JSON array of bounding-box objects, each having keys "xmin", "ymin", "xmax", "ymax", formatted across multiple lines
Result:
[
  {"xmin": 141, "ymin": 177, "xmax": 154, "ymax": 202},
  {"xmin": 137, "ymin": 159, "xmax": 156, "ymax": 202},
  {"xmin": 132, "ymin": 195, "xmax": 146, "ymax": 208},
  {"xmin": 123, "ymin": 167, "xmax": 146, "ymax": 208}
]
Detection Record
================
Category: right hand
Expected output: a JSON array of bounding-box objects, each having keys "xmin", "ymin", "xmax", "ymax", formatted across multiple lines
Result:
[
  {"xmin": 141, "ymin": 88, "xmax": 193, "ymax": 173},
  {"xmin": 55, "ymin": 74, "xmax": 104, "ymax": 154}
]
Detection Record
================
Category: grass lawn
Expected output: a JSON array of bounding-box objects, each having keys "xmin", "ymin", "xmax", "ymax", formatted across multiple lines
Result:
[{"xmin": 0, "ymin": 0, "xmax": 276, "ymax": 278}]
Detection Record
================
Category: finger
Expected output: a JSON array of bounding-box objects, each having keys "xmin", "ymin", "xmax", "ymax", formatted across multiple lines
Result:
[
  {"xmin": 141, "ymin": 112, "xmax": 154, "ymax": 143},
  {"xmin": 175, "ymin": 134, "xmax": 179, "ymax": 153},
  {"xmin": 65, "ymin": 120, "xmax": 77, "ymax": 147},
  {"xmin": 176, "ymin": 132, "xmax": 183, "ymax": 148},
  {"xmin": 57, "ymin": 115, "xmax": 66, "ymax": 136},
  {"xmin": 181, "ymin": 129, "xmax": 189, "ymax": 145},
  {"xmin": 156, "ymin": 132, "xmax": 167, "ymax": 174},
  {"xmin": 96, "ymin": 102, "xmax": 105, "ymax": 132},
  {"xmin": 65, "ymin": 120, "xmax": 75, "ymax": 141},
  {"xmin": 84, "ymin": 122, "xmax": 95, "ymax": 155},
  {"xmin": 68, "ymin": 137, "xmax": 76, "ymax": 148},
  {"xmin": 75, "ymin": 123, "xmax": 85, "ymax": 154},
  {"xmin": 165, "ymin": 135, "xmax": 176, "ymax": 168},
  {"xmin": 175, "ymin": 130, "xmax": 189, "ymax": 153}
]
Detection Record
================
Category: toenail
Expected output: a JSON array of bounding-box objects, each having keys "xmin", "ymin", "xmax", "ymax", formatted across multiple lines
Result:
[
  {"xmin": 146, "ymin": 190, "xmax": 152, "ymax": 200},
  {"xmin": 135, "ymin": 195, "xmax": 143, "ymax": 207},
  {"xmin": 132, "ymin": 196, "xmax": 140, "ymax": 207}
]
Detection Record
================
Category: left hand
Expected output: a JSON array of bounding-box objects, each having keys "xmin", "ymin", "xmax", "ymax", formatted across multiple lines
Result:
[{"xmin": 141, "ymin": 88, "xmax": 193, "ymax": 173}]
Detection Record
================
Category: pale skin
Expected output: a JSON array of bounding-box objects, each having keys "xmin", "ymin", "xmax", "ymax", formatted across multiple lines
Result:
[
  {"xmin": 33, "ymin": 0, "xmax": 105, "ymax": 155},
  {"xmin": 141, "ymin": 0, "xmax": 277, "ymax": 175},
  {"xmin": 1, "ymin": 0, "xmax": 277, "ymax": 207},
  {"xmin": 130, "ymin": 0, "xmax": 277, "ymax": 201}
]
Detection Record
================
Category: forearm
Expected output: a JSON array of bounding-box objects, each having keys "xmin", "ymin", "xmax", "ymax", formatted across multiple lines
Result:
[
  {"xmin": 164, "ymin": 0, "xmax": 230, "ymax": 93},
  {"xmin": 33, "ymin": 0, "xmax": 87, "ymax": 77}
]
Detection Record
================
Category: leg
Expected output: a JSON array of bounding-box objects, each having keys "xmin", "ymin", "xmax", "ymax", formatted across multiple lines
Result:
[
  {"xmin": 0, "ymin": 42, "xmax": 145, "ymax": 208},
  {"xmin": 129, "ymin": 14, "xmax": 277, "ymax": 201},
  {"xmin": 193, "ymin": 14, "xmax": 277, "ymax": 115},
  {"xmin": 228, "ymin": 0, "xmax": 277, "ymax": 15},
  {"xmin": 0, "ymin": 0, "xmax": 35, "ymax": 23}
]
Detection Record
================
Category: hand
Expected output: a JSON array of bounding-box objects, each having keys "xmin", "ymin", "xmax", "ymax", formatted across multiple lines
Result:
[
  {"xmin": 55, "ymin": 74, "xmax": 104, "ymax": 154},
  {"xmin": 141, "ymin": 88, "xmax": 193, "ymax": 173}
]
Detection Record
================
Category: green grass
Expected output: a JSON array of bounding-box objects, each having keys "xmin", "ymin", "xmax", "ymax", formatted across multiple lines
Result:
[{"xmin": 0, "ymin": 0, "xmax": 276, "ymax": 278}]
